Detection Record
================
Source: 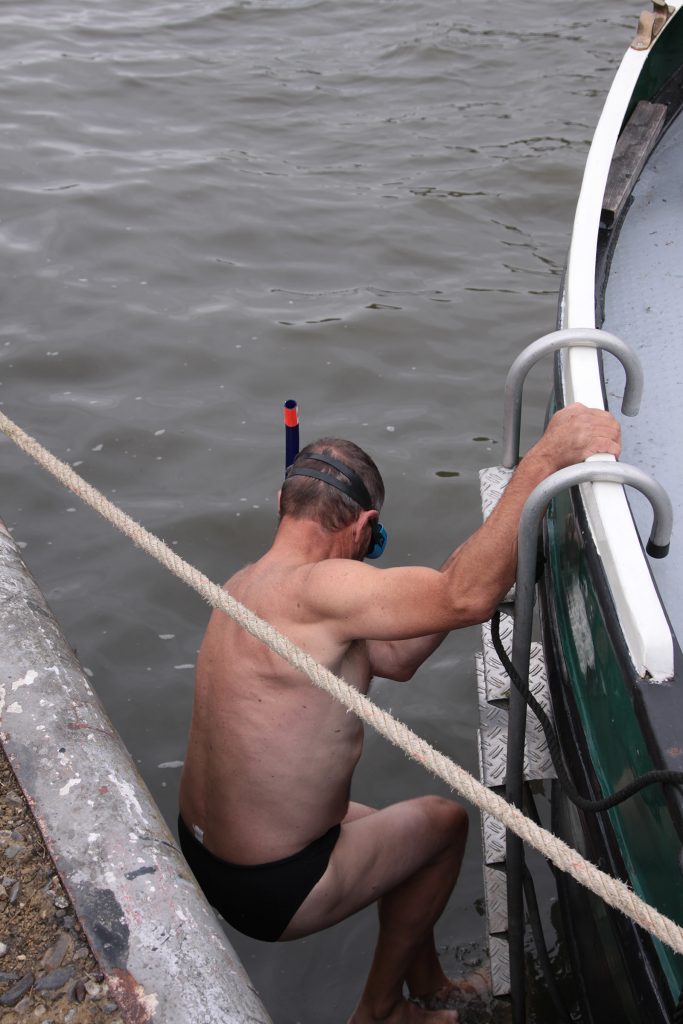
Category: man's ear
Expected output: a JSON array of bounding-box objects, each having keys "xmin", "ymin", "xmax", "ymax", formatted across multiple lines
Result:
[
  {"xmin": 351, "ymin": 509, "xmax": 377, "ymax": 544},
  {"xmin": 277, "ymin": 489, "xmax": 282, "ymax": 514}
]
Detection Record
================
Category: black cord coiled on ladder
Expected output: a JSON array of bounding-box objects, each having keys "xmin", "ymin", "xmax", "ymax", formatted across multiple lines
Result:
[{"xmin": 490, "ymin": 609, "xmax": 683, "ymax": 813}]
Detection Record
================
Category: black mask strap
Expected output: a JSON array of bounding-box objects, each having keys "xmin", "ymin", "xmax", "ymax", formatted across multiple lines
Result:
[{"xmin": 285, "ymin": 453, "xmax": 373, "ymax": 510}]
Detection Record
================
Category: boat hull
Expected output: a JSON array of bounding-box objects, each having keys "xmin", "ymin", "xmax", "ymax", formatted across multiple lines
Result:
[
  {"xmin": 539, "ymin": 10, "xmax": 683, "ymax": 1016},
  {"xmin": 539, "ymin": 485, "xmax": 682, "ymax": 1022}
]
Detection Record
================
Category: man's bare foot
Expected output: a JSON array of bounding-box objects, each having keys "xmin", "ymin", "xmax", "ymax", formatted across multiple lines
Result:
[
  {"xmin": 411, "ymin": 966, "xmax": 491, "ymax": 1010},
  {"xmin": 348, "ymin": 996, "xmax": 458, "ymax": 1024}
]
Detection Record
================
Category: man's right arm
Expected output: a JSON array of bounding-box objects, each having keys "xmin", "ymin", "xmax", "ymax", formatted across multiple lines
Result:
[
  {"xmin": 450, "ymin": 401, "xmax": 621, "ymax": 609},
  {"xmin": 303, "ymin": 404, "xmax": 620, "ymax": 670}
]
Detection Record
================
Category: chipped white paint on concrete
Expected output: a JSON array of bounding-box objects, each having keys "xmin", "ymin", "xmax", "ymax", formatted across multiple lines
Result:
[
  {"xmin": 107, "ymin": 771, "xmax": 146, "ymax": 822},
  {"xmin": 59, "ymin": 777, "xmax": 81, "ymax": 796},
  {"xmin": 102, "ymin": 870, "xmax": 118, "ymax": 891},
  {"xmin": 6, "ymin": 702, "xmax": 22, "ymax": 714},
  {"xmin": 12, "ymin": 669, "xmax": 37, "ymax": 691}
]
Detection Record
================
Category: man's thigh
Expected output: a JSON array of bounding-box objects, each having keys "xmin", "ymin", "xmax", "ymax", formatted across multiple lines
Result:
[
  {"xmin": 343, "ymin": 801, "xmax": 377, "ymax": 823},
  {"xmin": 282, "ymin": 795, "xmax": 466, "ymax": 939}
]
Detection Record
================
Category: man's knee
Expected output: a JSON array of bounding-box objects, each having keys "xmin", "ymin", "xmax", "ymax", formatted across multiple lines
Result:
[{"xmin": 418, "ymin": 795, "xmax": 468, "ymax": 845}]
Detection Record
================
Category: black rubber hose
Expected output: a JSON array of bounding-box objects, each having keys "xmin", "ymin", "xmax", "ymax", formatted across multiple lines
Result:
[
  {"xmin": 522, "ymin": 864, "xmax": 575, "ymax": 1024},
  {"xmin": 506, "ymin": 674, "xmax": 528, "ymax": 1024},
  {"xmin": 491, "ymin": 610, "xmax": 683, "ymax": 813},
  {"xmin": 508, "ymin": 832, "xmax": 526, "ymax": 1024}
]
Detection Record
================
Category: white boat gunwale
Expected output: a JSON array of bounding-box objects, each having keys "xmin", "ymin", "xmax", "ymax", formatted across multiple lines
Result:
[{"xmin": 559, "ymin": 3, "xmax": 683, "ymax": 681}]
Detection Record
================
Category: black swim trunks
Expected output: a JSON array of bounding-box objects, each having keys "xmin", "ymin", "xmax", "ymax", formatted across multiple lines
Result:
[{"xmin": 177, "ymin": 816, "xmax": 341, "ymax": 942}]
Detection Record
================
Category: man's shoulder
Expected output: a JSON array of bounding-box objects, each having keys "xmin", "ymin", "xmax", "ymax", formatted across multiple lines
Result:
[
  {"xmin": 224, "ymin": 561, "xmax": 254, "ymax": 588},
  {"xmin": 225, "ymin": 556, "xmax": 328, "ymax": 597}
]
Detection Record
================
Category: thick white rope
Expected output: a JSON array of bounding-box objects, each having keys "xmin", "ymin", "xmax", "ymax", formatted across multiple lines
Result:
[{"xmin": 2, "ymin": 407, "xmax": 683, "ymax": 956}]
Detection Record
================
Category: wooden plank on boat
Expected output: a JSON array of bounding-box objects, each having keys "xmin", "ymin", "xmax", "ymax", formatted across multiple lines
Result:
[{"xmin": 602, "ymin": 100, "xmax": 667, "ymax": 226}]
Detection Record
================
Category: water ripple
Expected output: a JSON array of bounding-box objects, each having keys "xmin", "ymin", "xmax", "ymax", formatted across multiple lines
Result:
[{"xmin": 0, "ymin": 1, "xmax": 632, "ymax": 1020}]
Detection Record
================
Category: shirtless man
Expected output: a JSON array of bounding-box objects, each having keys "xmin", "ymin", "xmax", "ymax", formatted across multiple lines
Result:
[{"xmin": 178, "ymin": 403, "xmax": 620, "ymax": 1024}]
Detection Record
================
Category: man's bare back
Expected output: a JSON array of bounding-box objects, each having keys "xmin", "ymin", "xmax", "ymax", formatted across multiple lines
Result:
[{"xmin": 179, "ymin": 553, "xmax": 369, "ymax": 863}]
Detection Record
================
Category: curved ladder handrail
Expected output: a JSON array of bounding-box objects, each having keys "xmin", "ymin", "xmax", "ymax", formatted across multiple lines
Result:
[
  {"xmin": 504, "ymin": 460, "xmax": 673, "ymax": 1024},
  {"xmin": 515, "ymin": 463, "xmax": 672, "ymax": 674},
  {"xmin": 502, "ymin": 328, "xmax": 645, "ymax": 469}
]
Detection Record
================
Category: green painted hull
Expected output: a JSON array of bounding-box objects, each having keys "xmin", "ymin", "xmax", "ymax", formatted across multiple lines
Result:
[{"xmin": 541, "ymin": 482, "xmax": 683, "ymax": 1021}]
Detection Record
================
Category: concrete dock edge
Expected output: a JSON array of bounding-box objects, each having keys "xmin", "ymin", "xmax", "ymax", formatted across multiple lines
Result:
[{"xmin": 0, "ymin": 519, "xmax": 272, "ymax": 1024}]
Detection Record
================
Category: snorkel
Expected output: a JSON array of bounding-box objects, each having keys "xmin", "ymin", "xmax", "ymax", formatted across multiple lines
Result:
[
  {"xmin": 282, "ymin": 399, "xmax": 387, "ymax": 560},
  {"xmin": 284, "ymin": 399, "xmax": 300, "ymax": 472}
]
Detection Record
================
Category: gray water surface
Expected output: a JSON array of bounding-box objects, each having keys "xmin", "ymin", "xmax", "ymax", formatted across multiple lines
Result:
[{"xmin": 0, "ymin": 1, "xmax": 632, "ymax": 1020}]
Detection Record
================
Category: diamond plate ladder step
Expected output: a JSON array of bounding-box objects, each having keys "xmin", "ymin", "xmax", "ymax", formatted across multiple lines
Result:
[{"xmin": 476, "ymin": 465, "xmax": 556, "ymax": 998}]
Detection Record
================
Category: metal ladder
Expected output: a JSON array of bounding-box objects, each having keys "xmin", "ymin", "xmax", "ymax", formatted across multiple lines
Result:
[
  {"xmin": 477, "ymin": 465, "xmax": 555, "ymax": 997},
  {"xmin": 474, "ymin": 327, "xmax": 672, "ymax": 1003}
]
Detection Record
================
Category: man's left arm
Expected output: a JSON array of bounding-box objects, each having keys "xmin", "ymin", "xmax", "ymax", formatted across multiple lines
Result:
[{"xmin": 366, "ymin": 548, "xmax": 461, "ymax": 681}]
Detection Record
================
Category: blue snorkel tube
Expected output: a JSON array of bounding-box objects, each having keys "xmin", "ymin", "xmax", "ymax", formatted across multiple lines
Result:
[
  {"xmin": 284, "ymin": 399, "xmax": 300, "ymax": 472},
  {"xmin": 282, "ymin": 399, "xmax": 386, "ymax": 559}
]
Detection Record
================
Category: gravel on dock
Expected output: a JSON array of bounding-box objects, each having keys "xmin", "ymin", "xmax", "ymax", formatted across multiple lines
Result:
[{"xmin": 0, "ymin": 744, "xmax": 122, "ymax": 1023}]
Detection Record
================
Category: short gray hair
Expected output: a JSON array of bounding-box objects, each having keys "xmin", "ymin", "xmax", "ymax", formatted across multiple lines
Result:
[{"xmin": 281, "ymin": 438, "xmax": 384, "ymax": 531}]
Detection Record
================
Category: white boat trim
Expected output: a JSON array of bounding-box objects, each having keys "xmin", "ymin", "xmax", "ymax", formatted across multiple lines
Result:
[{"xmin": 560, "ymin": 11, "xmax": 681, "ymax": 681}]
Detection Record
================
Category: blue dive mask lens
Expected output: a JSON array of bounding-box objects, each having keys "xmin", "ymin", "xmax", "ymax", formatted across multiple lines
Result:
[{"xmin": 366, "ymin": 522, "xmax": 387, "ymax": 560}]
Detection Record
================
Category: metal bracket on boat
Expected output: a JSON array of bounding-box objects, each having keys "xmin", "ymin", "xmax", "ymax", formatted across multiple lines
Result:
[
  {"xmin": 632, "ymin": 3, "xmax": 672, "ymax": 51},
  {"xmin": 501, "ymin": 327, "xmax": 644, "ymax": 469}
]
